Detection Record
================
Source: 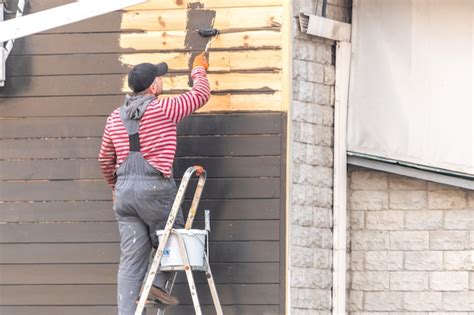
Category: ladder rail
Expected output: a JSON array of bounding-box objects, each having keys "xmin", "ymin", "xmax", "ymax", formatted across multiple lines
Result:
[
  {"xmin": 174, "ymin": 230, "xmax": 202, "ymax": 315},
  {"xmin": 135, "ymin": 166, "xmax": 205, "ymax": 315},
  {"xmin": 185, "ymin": 166, "xmax": 206, "ymax": 229},
  {"xmin": 205, "ymin": 260, "xmax": 223, "ymax": 315}
]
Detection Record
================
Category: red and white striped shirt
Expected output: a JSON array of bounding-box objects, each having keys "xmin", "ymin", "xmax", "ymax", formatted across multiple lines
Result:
[{"xmin": 98, "ymin": 67, "xmax": 210, "ymax": 189}]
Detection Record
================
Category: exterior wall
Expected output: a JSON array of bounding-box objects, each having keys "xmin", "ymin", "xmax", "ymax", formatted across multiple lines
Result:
[
  {"xmin": 289, "ymin": 0, "xmax": 351, "ymax": 314},
  {"xmin": 348, "ymin": 167, "xmax": 474, "ymax": 314},
  {"xmin": 0, "ymin": 0, "xmax": 287, "ymax": 314}
]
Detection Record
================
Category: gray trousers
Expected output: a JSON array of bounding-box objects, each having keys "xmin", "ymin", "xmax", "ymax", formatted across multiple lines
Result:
[{"xmin": 114, "ymin": 152, "xmax": 184, "ymax": 315}]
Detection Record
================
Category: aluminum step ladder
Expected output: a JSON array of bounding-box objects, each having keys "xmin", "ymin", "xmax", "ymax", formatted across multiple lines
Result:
[{"xmin": 135, "ymin": 166, "xmax": 223, "ymax": 315}]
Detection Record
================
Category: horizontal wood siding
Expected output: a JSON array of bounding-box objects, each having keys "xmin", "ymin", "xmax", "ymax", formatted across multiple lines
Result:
[
  {"xmin": 2, "ymin": 0, "xmax": 285, "ymax": 112},
  {"xmin": 0, "ymin": 0, "xmax": 286, "ymax": 313}
]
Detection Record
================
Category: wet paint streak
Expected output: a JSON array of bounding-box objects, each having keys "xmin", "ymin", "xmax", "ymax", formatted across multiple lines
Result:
[{"xmin": 184, "ymin": 2, "xmax": 216, "ymax": 86}]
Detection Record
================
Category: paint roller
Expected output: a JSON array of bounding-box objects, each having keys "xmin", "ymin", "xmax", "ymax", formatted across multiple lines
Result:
[{"xmin": 198, "ymin": 28, "xmax": 219, "ymax": 52}]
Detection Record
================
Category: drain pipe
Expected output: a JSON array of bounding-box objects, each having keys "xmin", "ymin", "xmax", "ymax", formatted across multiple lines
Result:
[
  {"xmin": 332, "ymin": 41, "xmax": 351, "ymax": 315},
  {"xmin": 297, "ymin": 13, "xmax": 352, "ymax": 314}
]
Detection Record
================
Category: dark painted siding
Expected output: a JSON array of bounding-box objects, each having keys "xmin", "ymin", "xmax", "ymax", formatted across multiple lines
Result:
[
  {"xmin": 0, "ymin": 112, "xmax": 286, "ymax": 315},
  {"xmin": 0, "ymin": 1, "xmax": 286, "ymax": 314}
]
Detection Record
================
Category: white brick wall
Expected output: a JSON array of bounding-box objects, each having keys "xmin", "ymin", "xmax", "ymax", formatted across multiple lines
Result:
[
  {"xmin": 289, "ymin": 0, "xmax": 351, "ymax": 313},
  {"xmin": 348, "ymin": 168, "xmax": 474, "ymax": 314}
]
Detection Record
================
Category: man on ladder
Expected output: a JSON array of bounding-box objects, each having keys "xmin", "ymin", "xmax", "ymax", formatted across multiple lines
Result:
[{"xmin": 98, "ymin": 52, "xmax": 210, "ymax": 315}]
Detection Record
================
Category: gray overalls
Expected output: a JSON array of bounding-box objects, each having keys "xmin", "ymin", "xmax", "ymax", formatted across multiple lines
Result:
[{"xmin": 113, "ymin": 100, "xmax": 184, "ymax": 315}]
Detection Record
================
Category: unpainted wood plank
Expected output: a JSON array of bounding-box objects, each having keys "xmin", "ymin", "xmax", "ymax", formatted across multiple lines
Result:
[
  {"xmin": 7, "ymin": 50, "xmax": 281, "ymax": 76},
  {"xmin": 0, "ymin": 72, "xmax": 281, "ymax": 97},
  {"xmin": 197, "ymin": 92, "xmax": 283, "ymax": 112},
  {"xmin": 0, "ymin": 156, "xmax": 280, "ymax": 180},
  {"xmin": 0, "ymin": 263, "xmax": 278, "ymax": 285},
  {"xmin": 0, "ymin": 135, "xmax": 281, "ymax": 159},
  {"xmin": 0, "ymin": 113, "xmax": 281, "ymax": 138},
  {"xmin": 128, "ymin": 0, "xmax": 282, "ymax": 10},
  {"xmin": 121, "ymin": 50, "xmax": 282, "ymax": 72},
  {"xmin": 0, "ymin": 284, "xmax": 279, "ymax": 305},
  {"xmin": 121, "ymin": 7, "xmax": 282, "ymax": 32},
  {"xmin": 0, "ymin": 220, "xmax": 279, "ymax": 243},
  {"xmin": 0, "ymin": 198, "xmax": 279, "ymax": 222},
  {"xmin": 11, "ymin": 30, "xmax": 280, "ymax": 55},
  {"xmin": 0, "ymin": 241, "xmax": 279, "ymax": 264},
  {"xmin": 35, "ymin": 7, "xmax": 281, "ymax": 33},
  {"xmin": 0, "ymin": 93, "xmax": 283, "ymax": 117},
  {"xmin": 0, "ymin": 178, "xmax": 280, "ymax": 201},
  {"xmin": 119, "ymin": 30, "xmax": 281, "ymax": 53},
  {"xmin": 26, "ymin": 0, "xmax": 282, "ymax": 12},
  {"xmin": 0, "ymin": 305, "xmax": 279, "ymax": 315}
]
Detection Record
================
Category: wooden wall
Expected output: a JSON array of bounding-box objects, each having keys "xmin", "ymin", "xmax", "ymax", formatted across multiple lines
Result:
[{"xmin": 0, "ymin": 0, "xmax": 287, "ymax": 314}]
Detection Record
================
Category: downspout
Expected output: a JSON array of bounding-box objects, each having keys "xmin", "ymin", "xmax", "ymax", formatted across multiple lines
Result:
[
  {"xmin": 332, "ymin": 41, "xmax": 351, "ymax": 315},
  {"xmin": 297, "ymin": 13, "xmax": 351, "ymax": 315}
]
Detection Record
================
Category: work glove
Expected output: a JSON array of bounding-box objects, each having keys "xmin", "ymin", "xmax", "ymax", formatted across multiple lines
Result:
[{"xmin": 192, "ymin": 52, "xmax": 209, "ymax": 70}]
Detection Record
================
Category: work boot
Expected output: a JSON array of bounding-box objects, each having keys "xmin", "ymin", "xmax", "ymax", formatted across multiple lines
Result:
[{"xmin": 149, "ymin": 286, "xmax": 179, "ymax": 305}]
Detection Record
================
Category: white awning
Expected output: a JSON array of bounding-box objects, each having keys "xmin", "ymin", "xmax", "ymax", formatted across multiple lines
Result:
[{"xmin": 348, "ymin": 0, "xmax": 473, "ymax": 180}]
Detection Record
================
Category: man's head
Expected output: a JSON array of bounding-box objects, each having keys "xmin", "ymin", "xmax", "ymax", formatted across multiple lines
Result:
[{"xmin": 128, "ymin": 62, "xmax": 168, "ymax": 96}]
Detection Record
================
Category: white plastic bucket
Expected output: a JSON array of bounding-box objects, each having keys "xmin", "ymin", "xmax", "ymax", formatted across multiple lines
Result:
[{"xmin": 156, "ymin": 229, "xmax": 207, "ymax": 267}]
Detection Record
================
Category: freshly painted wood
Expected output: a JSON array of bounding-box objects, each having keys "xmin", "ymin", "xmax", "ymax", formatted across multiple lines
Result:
[
  {"xmin": 0, "ymin": 263, "xmax": 278, "ymax": 285},
  {"xmin": 1, "ymin": 0, "xmax": 288, "ymax": 312},
  {"xmin": 0, "ymin": 114, "xmax": 282, "ymax": 138},
  {"xmin": 0, "ymin": 198, "xmax": 280, "ymax": 222},
  {"xmin": 0, "ymin": 241, "xmax": 279, "ymax": 264},
  {"xmin": 0, "ymin": 157, "xmax": 280, "ymax": 180},
  {"xmin": 0, "ymin": 94, "xmax": 282, "ymax": 117},
  {"xmin": 0, "ymin": 284, "xmax": 279, "ymax": 305},
  {"xmin": 0, "ymin": 135, "xmax": 281, "ymax": 159},
  {"xmin": 0, "ymin": 178, "xmax": 280, "ymax": 201},
  {"xmin": 0, "ymin": 305, "xmax": 279, "ymax": 315},
  {"xmin": 0, "ymin": 221, "xmax": 279, "ymax": 243}
]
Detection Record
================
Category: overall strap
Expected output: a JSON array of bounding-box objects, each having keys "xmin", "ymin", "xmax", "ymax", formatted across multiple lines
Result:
[
  {"xmin": 128, "ymin": 133, "xmax": 140, "ymax": 152},
  {"xmin": 119, "ymin": 105, "xmax": 141, "ymax": 152}
]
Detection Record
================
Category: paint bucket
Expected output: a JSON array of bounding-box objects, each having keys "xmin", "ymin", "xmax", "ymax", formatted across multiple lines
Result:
[{"xmin": 156, "ymin": 229, "xmax": 207, "ymax": 267}]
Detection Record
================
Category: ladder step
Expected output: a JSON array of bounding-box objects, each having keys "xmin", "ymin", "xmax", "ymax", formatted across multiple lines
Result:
[
  {"xmin": 136, "ymin": 298, "xmax": 168, "ymax": 309},
  {"xmin": 160, "ymin": 265, "xmax": 208, "ymax": 272}
]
